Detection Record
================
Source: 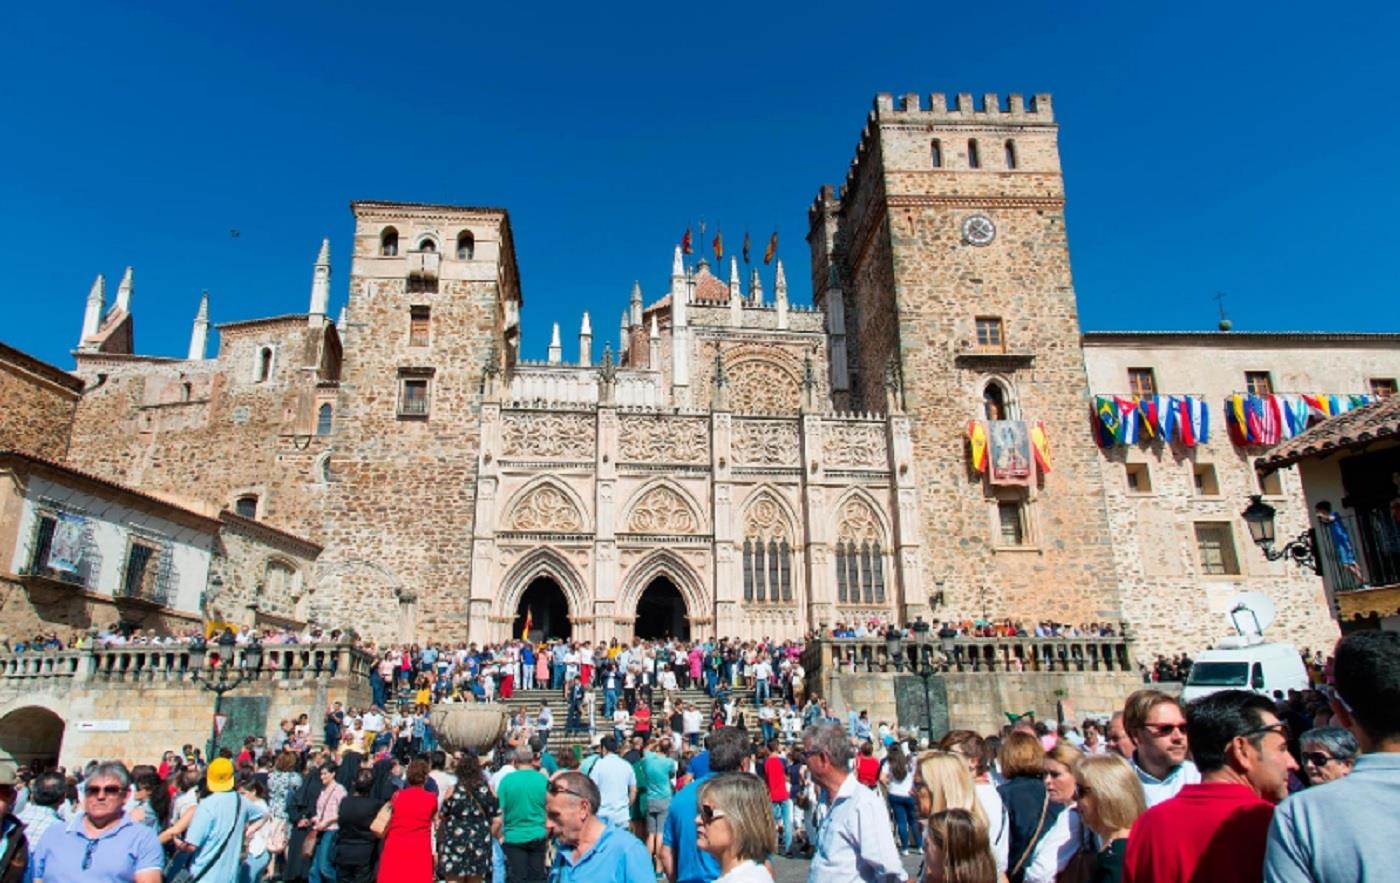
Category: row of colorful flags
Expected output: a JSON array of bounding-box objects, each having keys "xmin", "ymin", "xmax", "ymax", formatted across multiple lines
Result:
[
  {"xmin": 681, "ymin": 227, "xmax": 779, "ymax": 265},
  {"xmin": 1091, "ymin": 393, "xmax": 1380, "ymax": 449}
]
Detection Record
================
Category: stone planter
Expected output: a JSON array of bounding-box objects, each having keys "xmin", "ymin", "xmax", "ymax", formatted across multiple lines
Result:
[{"xmin": 430, "ymin": 704, "xmax": 509, "ymax": 752}]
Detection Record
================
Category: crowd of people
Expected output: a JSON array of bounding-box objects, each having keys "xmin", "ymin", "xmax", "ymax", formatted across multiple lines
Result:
[{"xmin": 0, "ymin": 626, "xmax": 1394, "ymax": 882}]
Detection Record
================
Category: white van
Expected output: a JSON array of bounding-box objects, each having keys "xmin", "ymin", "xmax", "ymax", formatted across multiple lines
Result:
[{"xmin": 1181, "ymin": 637, "xmax": 1311, "ymax": 703}]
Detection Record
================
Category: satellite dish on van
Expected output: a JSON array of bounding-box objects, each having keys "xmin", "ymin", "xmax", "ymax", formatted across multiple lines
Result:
[{"xmin": 1227, "ymin": 592, "xmax": 1276, "ymax": 637}]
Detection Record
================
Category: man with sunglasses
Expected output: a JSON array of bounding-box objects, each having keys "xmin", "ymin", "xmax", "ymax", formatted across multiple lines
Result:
[
  {"xmin": 1123, "ymin": 690, "xmax": 1297, "ymax": 883},
  {"xmin": 32, "ymin": 762, "xmax": 162, "ymax": 882},
  {"xmin": 1121, "ymin": 689, "xmax": 1201, "ymax": 806},
  {"xmin": 545, "ymin": 771, "xmax": 655, "ymax": 882},
  {"xmin": 1265, "ymin": 631, "xmax": 1400, "ymax": 882}
]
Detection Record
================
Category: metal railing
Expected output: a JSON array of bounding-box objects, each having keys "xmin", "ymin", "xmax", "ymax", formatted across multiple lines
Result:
[{"xmin": 1317, "ymin": 509, "xmax": 1400, "ymax": 593}]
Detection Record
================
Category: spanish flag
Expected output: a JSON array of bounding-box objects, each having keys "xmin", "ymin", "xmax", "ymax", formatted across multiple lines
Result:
[
  {"xmin": 521, "ymin": 608, "xmax": 533, "ymax": 641},
  {"xmin": 742, "ymin": 231, "xmax": 751, "ymax": 264},
  {"xmin": 681, "ymin": 228, "xmax": 693, "ymax": 255},
  {"xmin": 713, "ymin": 229, "xmax": 723, "ymax": 262},
  {"xmin": 1030, "ymin": 421, "xmax": 1051, "ymax": 473},
  {"xmin": 763, "ymin": 231, "xmax": 778, "ymax": 264},
  {"xmin": 967, "ymin": 420, "xmax": 988, "ymax": 473}
]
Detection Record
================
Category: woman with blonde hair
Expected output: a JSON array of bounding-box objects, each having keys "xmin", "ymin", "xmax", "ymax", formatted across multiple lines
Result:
[
  {"xmin": 924, "ymin": 808, "xmax": 998, "ymax": 883},
  {"xmin": 939, "ymin": 731, "xmax": 1009, "ymax": 873},
  {"xmin": 695, "ymin": 772, "xmax": 776, "ymax": 882},
  {"xmin": 1072, "ymin": 754, "xmax": 1146, "ymax": 883},
  {"xmin": 1022, "ymin": 739, "xmax": 1090, "ymax": 882}
]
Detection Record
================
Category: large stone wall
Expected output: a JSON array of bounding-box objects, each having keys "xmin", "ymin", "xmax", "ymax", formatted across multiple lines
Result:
[{"xmin": 0, "ymin": 343, "xmax": 81, "ymax": 461}]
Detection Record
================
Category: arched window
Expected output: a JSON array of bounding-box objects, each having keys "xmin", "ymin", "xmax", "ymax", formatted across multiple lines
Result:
[
  {"xmin": 743, "ymin": 539, "xmax": 754, "ymax": 601},
  {"xmin": 234, "ymin": 495, "xmax": 259, "ymax": 519},
  {"xmin": 836, "ymin": 544, "xmax": 849, "ymax": 603},
  {"xmin": 457, "ymin": 231, "xmax": 475, "ymax": 260},
  {"xmin": 380, "ymin": 227, "xmax": 399, "ymax": 257},
  {"xmin": 180, "ymin": 382, "xmax": 191, "ymax": 402},
  {"xmin": 967, "ymin": 139, "xmax": 981, "ymax": 169},
  {"xmin": 256, "ymin": 347, "xmax": 273, "ymax": 383},
  {"xmin": 837, "ymin": 497, "xmax": 885, "ymax": 607},
  {"xmin": 316, "ymin": 403, "xmax": 333, "ymax": 436},
  {"xmin": 983, "ymin": 382, "xmax": 1007, "ymax": 420},
  {"xmin": 418, "ymin": 237, "xmax": 436, "ymax": 253},
  {"xmin": 930, "ymin": 139, "xmax": 943, "ymax": 168},
  {"xmin": 1004, "ymin": 139, "xmax": 1018, "ymax": 169}
]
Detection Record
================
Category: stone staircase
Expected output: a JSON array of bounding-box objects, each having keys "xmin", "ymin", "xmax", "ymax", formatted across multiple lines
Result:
[{"xmin": 489, "ymin": 686, "xmax": 723, "ymax": 754}]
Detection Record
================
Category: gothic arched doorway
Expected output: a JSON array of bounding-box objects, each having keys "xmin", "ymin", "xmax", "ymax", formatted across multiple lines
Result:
[
  {"xmin": 0, "ymin": 706, "xmax": 64, "ymax": 768},
  {"xmin": 514, "ymin": 576, "xmax": 571, "ymax": 641},
  {"xmin": 635, "ymin": 577, "xmax": 689, "ymax": 640}
]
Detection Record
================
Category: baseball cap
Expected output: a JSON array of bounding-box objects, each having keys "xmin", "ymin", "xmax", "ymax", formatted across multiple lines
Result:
[{"xmin": 207, "ymin": 757, "xmax": 235, "ymax": 793}]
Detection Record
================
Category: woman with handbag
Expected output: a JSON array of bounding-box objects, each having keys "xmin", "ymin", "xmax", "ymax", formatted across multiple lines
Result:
[
  {"xmin": 996, "ymin": 733, "xmax": 1062, "ymax": 883},
  {"xmin": 373, "ymin": 759, "xmax": 436, "ymax": 883},
  {"xmin": 302, "ymin": 762, "xmax": 345, "ymax": 883},
  {"xmin": 435, "ymin": 754, "xmax": 497, "ymax": 883},
  {"xmin": 1023, "ymin": 740, "xmax": 1091, "ymax": 883}
]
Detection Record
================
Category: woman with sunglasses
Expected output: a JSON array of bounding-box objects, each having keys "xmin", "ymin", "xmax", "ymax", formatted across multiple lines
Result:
[
  {"xmin": 1072, "ymin": 754, "xmax": 1145, "ymax": 883},
  {"xmin": 1297, "ymin": 726, "xmax": 1357, "ymax": 785},
  {"xmin": 694, "ymin": 773, "xmax": 776, "ymax": 883}
]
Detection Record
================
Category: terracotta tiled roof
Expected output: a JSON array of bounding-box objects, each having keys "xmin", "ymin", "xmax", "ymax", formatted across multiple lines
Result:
[{"xmin": 1256, "ymin": 395, "xmax": 1400, "ymax": 473}]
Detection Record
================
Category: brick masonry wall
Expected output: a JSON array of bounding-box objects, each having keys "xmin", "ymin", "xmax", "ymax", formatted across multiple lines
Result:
[{"xmin": 0, "ymin": 346, "xmax": 79, "ymax": 461}]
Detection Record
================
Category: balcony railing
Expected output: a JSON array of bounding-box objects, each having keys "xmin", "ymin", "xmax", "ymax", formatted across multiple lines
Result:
[
  {"xmin": 808, "ymin": 635, "xmax": 1134, "ymax": 678},
  {"xmin": 0, "ymin": 642, "xmax": 375, "ymax": 686},
  {"xmin": 1316, "ymin": 508, "xmax": 1400, "ymax": 594}
]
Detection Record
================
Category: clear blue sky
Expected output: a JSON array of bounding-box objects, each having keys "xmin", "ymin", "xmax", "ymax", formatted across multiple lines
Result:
[{"xmin": 3, "ymin": 1, "xmax": 1398, "ymax": 368}]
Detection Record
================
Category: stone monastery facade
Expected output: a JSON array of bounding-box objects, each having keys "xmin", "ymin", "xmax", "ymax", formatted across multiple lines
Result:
[{"xmin": 12, "ymin": 92, "xmax": 1400, "ymax": 656}]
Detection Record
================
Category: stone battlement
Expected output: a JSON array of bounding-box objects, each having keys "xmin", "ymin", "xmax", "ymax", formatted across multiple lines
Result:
[{"xmin": 874, "ymin": 91, "xmax": 1054, "ymax": 122}]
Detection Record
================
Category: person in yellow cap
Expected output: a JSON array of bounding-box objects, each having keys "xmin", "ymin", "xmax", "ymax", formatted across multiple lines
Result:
[{"xmin": 178, "ymin": 758, "xmax": 263, "ymax": 881}]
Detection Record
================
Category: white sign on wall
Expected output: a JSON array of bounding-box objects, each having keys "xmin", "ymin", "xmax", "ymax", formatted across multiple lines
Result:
[{"xmin": 74, "ymin": 720, "xmax": 131, "ymax": 733}]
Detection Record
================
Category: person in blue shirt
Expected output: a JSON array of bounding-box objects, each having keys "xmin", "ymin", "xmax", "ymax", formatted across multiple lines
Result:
[
  {"xmin": 661, "ymin": 727, "xmax": 753, "ymax": 883},
  {"xmin": 34, "ymin": 761, "xmax": 164, "ymax": 883},
  {"xmin": 546, "ymin": 771, "xmax": 654, "ymax": 882}
]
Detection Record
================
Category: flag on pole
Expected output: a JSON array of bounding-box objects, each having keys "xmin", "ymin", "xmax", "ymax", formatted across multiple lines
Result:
[
  {"xmin": 763, "ymin": 231, "xmax": 778, "ymax": 264},
  {"xmin": 742, "ymin": 231, "xmax": 751, "ymax": 263},
  {"xmin": 713, "ymin": 229, "xmax": 723, "ymax": 262},
  {"xmin": 681, "ymin": 228, "xmax": 693, "ymax": 255},
  {"xmin": 521, "ymin": 608, "xmax": 533, "ymax": 641}
]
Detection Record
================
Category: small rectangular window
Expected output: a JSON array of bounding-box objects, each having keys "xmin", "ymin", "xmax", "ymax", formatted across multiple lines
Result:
[
  {"xmin": 967, "ymin": 139, "xmax": 981, "ymax": 169},
  {"xmin": 1193, "ymin": 463, "xmax": 1219, "ymax": 496},
  {"xmin": 1125, "ymin": 463, "xmax": 1152, "ymax": 493},
  {"xmin": 1195, "ymin": 522, "xmax": 1240, "ymax": 575},
  {"xmin": 400, "ymin": 378, "xmax": 429, "ymax": 417},
  {"xmin": 122, "ymin": 539, "xmax": 159, "ymax": 598},
  {"xmin": 1004, "ymin": 139, "xmax": 1017, "ymax": 169},
  {"xmin": 1370, "ymin": 378, "xmax": 1396, "ymax": 398},
  {"xmin": 1245, "ymin": 371, "xmax": 1273, "ymax": 396},
  {"xmin": 930, "ymin": 139, "xmax": 943, "ymax": 168},
  {"xmin": 975, "ymin": 317, "xmax": 1004, "ymax": 352},
  {"xmin": 1258, "ymin": 470, "xmax": 1283, "ymax": 496},
  {"xmin": 997, "ymin": 501, "xmax": 1025, "ymax": 545},
  {"xmin": 29, "ymin": 514, "xmax": 57, "ymax": 572},
  {"xmin": 409, "ymin": 306, "xmax": 431, "ymax": 347},
  {"xmin": 1127, "ymin": 368, "xmax": 1157, "ymax": 397}
]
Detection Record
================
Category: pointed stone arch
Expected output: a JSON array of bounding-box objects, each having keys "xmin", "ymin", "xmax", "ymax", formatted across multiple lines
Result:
[
  {"xmin": 830, "ymin": 487, "xmax": 892, "ymax": 544},
  {"xmin": 737, "ymin": 485, "xmax": 800, "ymax": 541},
  {"xmin": 620, "ymin": 479, "xmax": 707, "ymax": 536},
  {"xmin": 496, "ymin": 546, "xmax": 589, "ymax": 624},
  {"xmin": 618, "ymin": 548, "xmax": 709, "ymax": 625},
  {"xmin": 830, "ymin": 488, "xmax": 892, "ymax": 607},
  {"xmin": 501, "ymin": 476, "xmax": 591, "ymax": 534}
]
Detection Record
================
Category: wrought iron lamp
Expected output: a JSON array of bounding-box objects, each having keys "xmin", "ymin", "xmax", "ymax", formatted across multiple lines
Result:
[
  {"xmin": 1241, "ymin": 495, "xmax": 1317, "ymax": 571},
  {"xmin": 884, "ymin": 625, "xmax": 904, "ymax": 673},
  {"xmin": 909, "ymin": 617, "xmax": 936, "ymax": 739}
]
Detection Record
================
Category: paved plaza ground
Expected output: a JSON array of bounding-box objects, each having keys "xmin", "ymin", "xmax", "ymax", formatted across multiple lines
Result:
[{"xmin": 771, "ymin": 850, "xmax": 925, "ymax": 882}]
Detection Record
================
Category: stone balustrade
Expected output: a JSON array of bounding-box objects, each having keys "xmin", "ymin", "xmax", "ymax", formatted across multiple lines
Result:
[
  {"xmin": 811, "ymin": 635, "xmax": 1134, "ymax": 677},
  {"xmin": 0, "ymin": 642, "xmax": 374, "ymax": 686}
]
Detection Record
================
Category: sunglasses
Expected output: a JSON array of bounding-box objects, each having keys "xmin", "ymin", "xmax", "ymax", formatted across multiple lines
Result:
[
  {"xmin": 1141, "ymin": 723, "xmax": 1188, "ymax": 738},
  {"xmin": 86, "ymin": 785, "xmax": 126, "ymax": 798},
  {"xmin": 1301, "ymin": 752, "xmax": 1337, "ymax": 767},
  {"xmin": 1238, "ymin": 721, "xmax": 1289, "ymax": 741},
  {"xmin": 546, "ymin": 782, "xmax": 589, "ymax": 801},
  {"xmin": 698, "ymin": 804, "xmax": 727, "ymax": 826}
]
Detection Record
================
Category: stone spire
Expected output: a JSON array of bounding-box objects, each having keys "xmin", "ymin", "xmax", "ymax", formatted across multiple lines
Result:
[
  {"xmin": 620, "ymin": 310, "xmax": 630, "ymax": 358},
  {"xmin": 670, "ymin": 245, "xmax": 685, "ymax": 305},
  {"xmin": 187, "ymin": 291, "xmax": 210, "ymax": 360},
  {"xmin": 308, "ymin": 238, "xmax": 331, "ymax": 324},
  {"xmin": 630, "ymin": 280, "xmax": 643, "ymax": 327},
  {"xmin": 774, "ymin": 259, "xmax": 789, "ymax": 329},
  {"xmin": 728, "ymin": 257, "xmax": 742, "ymax": 326},
  {"xmin": 548, "ymin": 322, "xmax": 563, "ymax": 364},
  {"xmin": 579, "ymin": 312, "xmax": 592, "ymax": 366},
  {"xmin": 648, "ymin": 313, "xmax": 661, "ymax": 369},
  {"xmin": 114, "ymin": 266, "xmax": 134, "ymax": 314},
  {"xmin": 80, "ymin": 273, "xmax": 105, "ymax": 345},
  {"xmin": 749, "ymin": 267, "xmax": 763, "ymax": 305}
]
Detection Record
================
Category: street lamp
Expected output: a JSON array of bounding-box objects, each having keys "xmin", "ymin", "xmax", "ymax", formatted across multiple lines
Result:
[
  {"xmin": 884, "ymin": 625, "xmax": 904, "ymax": 673},
  {"xmin": 910, "ymin": 617, "xmax": 936, "ymax": 741},
  {"xmin": 193, "ymin": 638, "xmax": 258, "ymax": 758},
  {"xmin": 1241, "ymin": 495, "xmax": 1317, "ymax": 571}
]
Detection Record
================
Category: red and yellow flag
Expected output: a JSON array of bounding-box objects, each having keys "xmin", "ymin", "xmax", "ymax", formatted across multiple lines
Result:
[
  {"xmin": 521, "ymin": 609, "xmax": 533, "ymax": 641},
  {"xmin": 681, "ymin": 228, "xmax": 693, "ymax": 255},
  {"xmin": 742, "ymin": 231, "xmax": 751, "ymax": 263},
  {"xmin": 1030, "ymin": 421, "xmax": 1052, "ymax": 473},
  {"xmin": 713, "ymin": 229, "xmax": 723, "ymax": 262},
  {"xmin": 763, "ymin": 231, "xmax": 778, "ymax": 264},
  {"xmin": 967, "ymin": 420, "xmax": 988, "ymax": 473}
]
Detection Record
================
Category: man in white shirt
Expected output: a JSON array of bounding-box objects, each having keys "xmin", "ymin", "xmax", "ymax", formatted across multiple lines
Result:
[
  {"xmin": 682, "ymin": 704, "xmax": 703, "ymax": 747},
  {"xmin": 360, "ymin": 707, "xmax": 384, "ymax": 754},
  {"xmin": 1123, "ymin": 689, "xmax": 1200, "ymax": 806},
  {"xmin": 803, "ymin": 721, "xmax": 906, "ymax": 882}
]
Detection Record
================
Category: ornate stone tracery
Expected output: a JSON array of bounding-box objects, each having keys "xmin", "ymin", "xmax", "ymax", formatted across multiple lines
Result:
[
  {"xmin": 502, "ymin": 412, "xmax": 594, "ymax": 459},
  {"xmin": 744, "ymin": 494, "xmax": 792, "ymax": 541},
  {"xmin": 625, "ymin": 485, "xmax": 699, "ymax": 534},
  {"xmin": 732, "ymin": 419, "xmax": 800, "ymax": 466},
  {"xmin": 835, "ymin": 495, "xmax": 886, "ymax": 606},
  {"xmin": 618, "ymin": 416, "xmax": 709, "ymax": 463},
  {"xmin": 837, "ymin": 496, "xmax": 883, "ymax": 543},
  {"xmin": 508, "ymin": 484, "xmax": 584, "ymax": 532},
  {"xmin": 728, "ymin": 361, "xmax": 800, "ymax": 414},
  {"xmin": 823, "ymin": 423, "xmax": 886, "ymax": 469}
]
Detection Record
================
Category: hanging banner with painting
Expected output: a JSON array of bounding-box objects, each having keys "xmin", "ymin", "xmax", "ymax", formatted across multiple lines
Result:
[
  {"xmin": 988, "ymin": 420, "xmax": 1034, "ymax": 487},
  {"xmin": 47, "ymin": 512, "xmax": 86, "ymax": 573}
]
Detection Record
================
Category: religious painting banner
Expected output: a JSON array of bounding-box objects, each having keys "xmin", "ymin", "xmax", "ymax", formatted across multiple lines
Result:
[
  {"xmin": 47, "ymin": 512, "xmax": 86, "ymax": 573},
  {"xmin": 988, "ymin": 420, "xmax": 1034, "ymax": 486}
]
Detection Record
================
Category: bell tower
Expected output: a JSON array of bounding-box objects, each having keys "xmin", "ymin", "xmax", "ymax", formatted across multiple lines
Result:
[{"xmin": 810, "ymin": 92, "xmax": 1122, "ymax": 625}]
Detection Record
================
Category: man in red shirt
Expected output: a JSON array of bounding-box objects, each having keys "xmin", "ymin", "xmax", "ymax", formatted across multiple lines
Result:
[
  {"xmin": 761, "ymin": 739, "xmax": 793, "ymax": 855},
  {"xmin": 1124, "ymin": 690, "xmax": 1298, "ymax": 883}
]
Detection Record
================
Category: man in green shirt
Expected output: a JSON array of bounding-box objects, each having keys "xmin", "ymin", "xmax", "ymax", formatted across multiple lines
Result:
[
  {"xmin": 495, "ymin": 745, "xmax": 549, "ymax": 883},
  {"xmin": 639, "ymin": 741, "xmax": 677, "ymax": 871}
]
